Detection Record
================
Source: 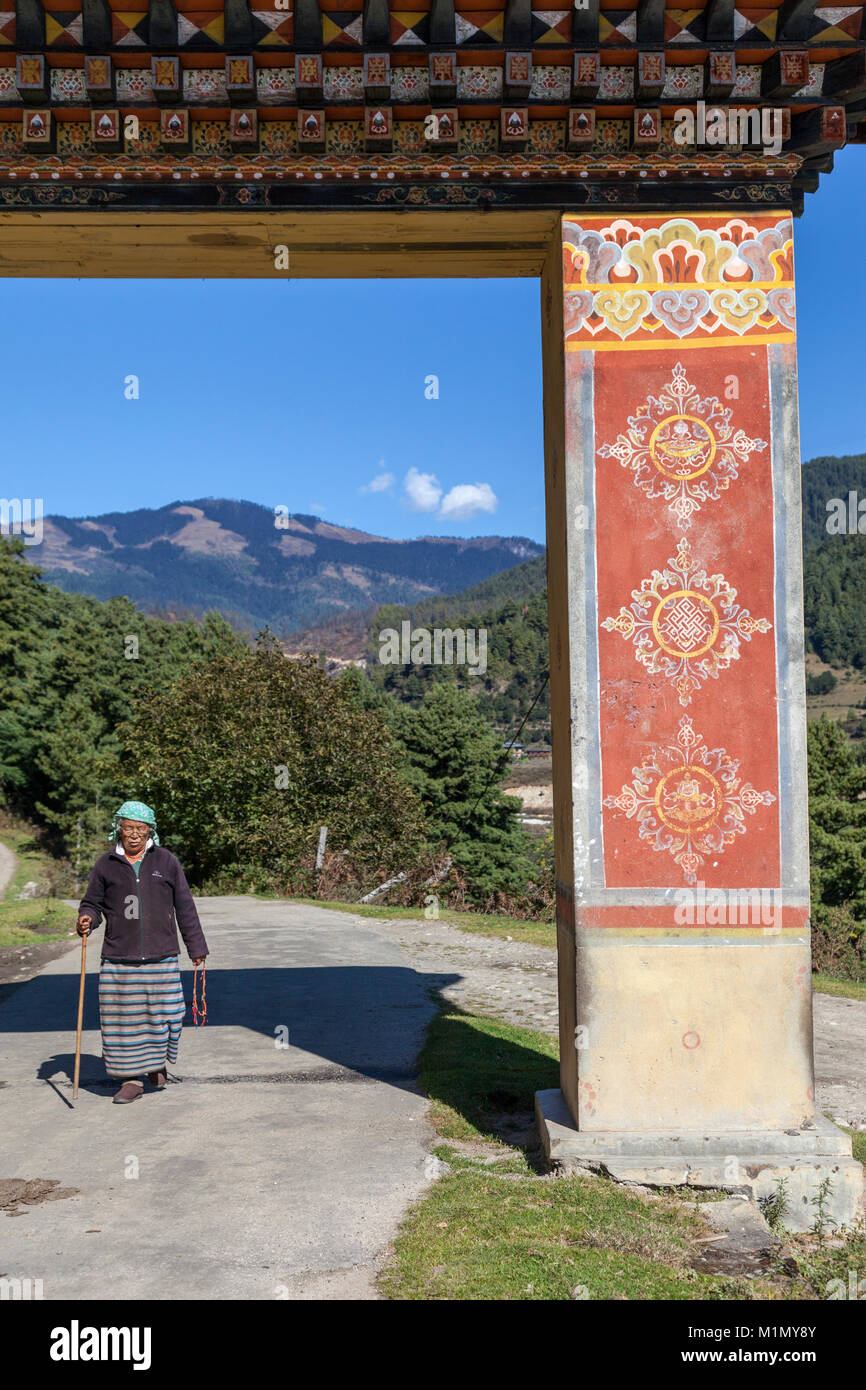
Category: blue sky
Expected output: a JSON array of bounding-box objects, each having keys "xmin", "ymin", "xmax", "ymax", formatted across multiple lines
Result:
[{"xmin": 3, "ymin": 149, "xmax": 864, "ymax": 548}]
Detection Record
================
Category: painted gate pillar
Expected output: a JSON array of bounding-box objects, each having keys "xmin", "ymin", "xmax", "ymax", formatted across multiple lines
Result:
[{"xmin": 538, "ymin": 211, "xmax": 864, "ymax": 1231}]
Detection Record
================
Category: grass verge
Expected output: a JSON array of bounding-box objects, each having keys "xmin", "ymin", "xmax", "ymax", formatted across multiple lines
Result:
[
  {"xmin": 0, "ymin": 828, "xmax": 74, "ymax": 948},
  {"xmin": 292, "ymin": 899, "xmax": 866, "ymax": 997},
  {"xmin": 290, "ymin": 896, "xmax": 554, "ymax": 946},
  {"xmin": 376, "ymin": 1004, "xmax": 763, "ymax": 1301},
  {"xmin": 812, "ymin": 973, "xmax": 866, "ymax": 1002}
]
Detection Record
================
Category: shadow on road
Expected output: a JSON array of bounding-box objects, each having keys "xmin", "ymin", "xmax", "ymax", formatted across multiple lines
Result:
[{"xmin": 2, "ymin": 965, "xmax": 466, "ymax": 1095}]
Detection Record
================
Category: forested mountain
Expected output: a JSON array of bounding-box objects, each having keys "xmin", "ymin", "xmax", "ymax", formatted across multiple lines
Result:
[
  {"xmin": 366, "ymin": 555, "xmax": 550, "ymax": 743},
  {"xmin": 804, "ymin": 535, "xmax": 866, "ymax": 670},
  {"xmin": 801, "ymin": 452, "xmax": 866, "ymax": 551},
  {"xmin": 30, "ymin": 498, "xmax": 542, "ymax": 635}
]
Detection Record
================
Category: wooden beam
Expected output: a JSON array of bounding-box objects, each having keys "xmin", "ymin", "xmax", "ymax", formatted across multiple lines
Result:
[
  {"xmin": 0, "ymin": 210, "xmax": 558, "ymax": 279},
  {"xmin": 15, "ymin": 0, "xmax": 45, "ymax": 48},
  {"xmin": 504, "ymin": 0, "xmax": 533, "ymax": 47},
  {"xmin": 82, "ymin": 0, "xmax": 113, "ymax": 51},
  {"xmin": 776, "ymin": 0, "xmax": 820, "ymax": 41},
  {"xmin": 823, "ymin": 51, "xmax": 866, "ymax": 102},
  {"xmin": 224, "ymin": 0, "xmax": 255, "ymax": 51},
  {"xmin": 636, "ymin": 0, "xmax": 665, "ymax": 46},
  {"xmin": 703, "ymin": 0, "xmax": 735, "ymax": 44},
  {"xmin": 428, "ymin": 0, "xmax": 455, "ymax": 48},
  {"xmin": 294, "ymin": 0, "xmax": 323, "ymax": 51},
  {"xmin": 147, "ymin": 0, "xmax": 177, "ymax": 49},
  {"xmin": 572, "ymin": 0, "xmax": 600, "ymax": 48},
  {"xmin": 363, "ymin": 0, "xmax": 390, "ymax": 47}
]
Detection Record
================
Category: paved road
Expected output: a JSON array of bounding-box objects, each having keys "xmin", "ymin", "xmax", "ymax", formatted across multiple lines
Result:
[
  {"xmin": 0, "ymin": 898, "xmax": 458, "ymax": 1300},
  {"xmin": 1, "ymin": 897, "xmax": 863, "ymax": 1302}
]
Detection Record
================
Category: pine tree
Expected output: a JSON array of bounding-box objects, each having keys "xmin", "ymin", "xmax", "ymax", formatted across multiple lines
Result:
[{"xmin": 391, "ymin": 681, "xmax": 534, "ymax": 898}]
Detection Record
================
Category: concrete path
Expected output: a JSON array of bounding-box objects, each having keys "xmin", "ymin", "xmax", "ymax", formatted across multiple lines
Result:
[
  {"xmin": 1, "ymin": 897, "xmax": 863, "ymax": 1303},
  {"xmin": 0, "ymin": 898, "xmax": 459, "ymax": 1300}
]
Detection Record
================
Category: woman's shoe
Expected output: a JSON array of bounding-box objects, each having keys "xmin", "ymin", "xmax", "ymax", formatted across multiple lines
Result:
[
  {"xmin": 113, "ymin": 1080, "xmax": 144, "ymax": 1104},
  {"xmin": 147, "ymin": 1070, "xmax": 167, "ymax": 1090}
]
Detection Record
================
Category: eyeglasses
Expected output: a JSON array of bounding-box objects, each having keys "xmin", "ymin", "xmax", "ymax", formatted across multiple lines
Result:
[{"xmin": 118, "ymin": 823, "xmax": 150, "ymax": 834}]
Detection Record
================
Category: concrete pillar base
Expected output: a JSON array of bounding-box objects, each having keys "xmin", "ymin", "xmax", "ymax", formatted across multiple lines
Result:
[{"xmin": 536, "ymin": 1089, "xmax": 865, "ymax": 1234}]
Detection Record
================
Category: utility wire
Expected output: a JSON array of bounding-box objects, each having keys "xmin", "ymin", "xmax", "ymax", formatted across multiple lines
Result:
[{"xmin": 466, "ymin": 669, "xmax": 550, "ymax": 820}]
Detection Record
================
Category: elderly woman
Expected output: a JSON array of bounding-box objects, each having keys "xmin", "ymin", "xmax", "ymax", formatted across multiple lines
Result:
[{"xmin": 76, "ymin": 800, "xmax": 208, "ymax": 1105}]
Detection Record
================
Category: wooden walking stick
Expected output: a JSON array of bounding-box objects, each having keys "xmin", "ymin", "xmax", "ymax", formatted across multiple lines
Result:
[{"xmin": 73, "ymin": 926, "xmax": 88, "ymax": 1100}]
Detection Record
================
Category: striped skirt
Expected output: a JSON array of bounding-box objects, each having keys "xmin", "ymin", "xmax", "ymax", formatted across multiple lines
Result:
[{"xmin": 98, "ymin": 956, "xmax": 186, "ymax": 1079}]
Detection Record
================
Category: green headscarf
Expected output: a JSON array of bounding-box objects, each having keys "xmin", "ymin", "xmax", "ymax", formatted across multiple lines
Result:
[{"xmin": 111, "ymin": 799, "xmax": 160, "ymax": 845}]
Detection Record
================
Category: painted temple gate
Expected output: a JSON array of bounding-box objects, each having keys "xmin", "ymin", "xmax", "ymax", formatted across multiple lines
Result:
[{"xmin": 1, "ymin": 0, "xmax": 864, "ymax": 1227}]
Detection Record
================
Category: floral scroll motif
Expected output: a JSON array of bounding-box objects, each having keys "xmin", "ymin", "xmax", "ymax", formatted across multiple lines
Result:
[
  {"xmin": 601, "ymin": 537, "xmax": 772, "ymax": 706},
  {"xmin": 598, "ymin": 361, "xmax": 767, "ymax": 529},
  {"xmin": 603, "ymin": 715, "xmax": 776, "ymax": 884},
  {"xmin": 562, "ymin": 216, "xmax": 796, "ymax": 344}
]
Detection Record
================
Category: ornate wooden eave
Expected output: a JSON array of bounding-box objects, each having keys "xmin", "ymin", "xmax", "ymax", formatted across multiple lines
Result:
[{"xmin": 0, "ymin": 0, "xmax": 863, "ymax": 212}]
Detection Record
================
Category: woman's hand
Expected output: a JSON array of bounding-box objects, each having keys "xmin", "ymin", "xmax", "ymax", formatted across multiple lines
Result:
[
  {"xmin": 192, "ymin": 957, "xmax": 206, "ymax": 966},
  {"xmin": 77, "ymin": 915, "xmax": 92, "ymax": 935}
]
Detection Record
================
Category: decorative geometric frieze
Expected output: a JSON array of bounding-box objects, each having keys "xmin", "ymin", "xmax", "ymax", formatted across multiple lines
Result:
[
  {"xmin": 116, "ymin": 69, "xmax": 154, "ymax": 103},
  {"xmin": 572, "ymin": 53, "xmax": 600, "ymax": 101},
  {"xmin": 256, "ymin": 67, "xmax": 297, "ymax": 104},
  {"xmin": 50, "ymin": 68, "xmax": 86, "ymax": 102},
  {"xmin": 174, "ymin": 11, "xmax": 225, "ymax": 49},
  {"xmin": 323, "ymin": 65, "xmax": 364, "ymax": 100},
  {"xmin": 160, "ymin": 107, "xmax": 191, "ymax": 151},
  {"xmin": 365, "ymin": 104, "xmax": 393, "ymax": 150},
  {"xmin": 505, "ymin": 51, "xmax": 532, "ymax": 99},
  {"xmin": 183, "ymin": 68, "xmax": 228, "ymax": 103},
  {"xmin": 296, "ymin": 54, "xmax": 323, "ymax": 103},
  {"xmin": 391, "ymin": 10, "xmax": 430, "ymax": 44},
  {"xmin": 789, "ymin": 103, "xmax": 848, "ymax": 152},
  {"xmin": 567, "ymin": 107, "xmax": 595, "ymax": 148},
  {"xmin": 731, "ymin": 63, "xmax": 762, "ymax": 99},
  {"xmin": 429, "ymin": 51, "xmax": 457, "ymax": 102},
  {"xmin": 458, "ymin": 64, "xmax": 504, "ymax": 99},
  {"xmin": 705, "ymin": 51, "xmax": 737, "ymax": 99},
  {"xmin": 530, "ymin": 64, "xmax": 571, "ymax": 100},
  {"xmin": 601, "ymin": 537, "xmax": 772, "ymax": 707},
  {"xmin": 151, "ymin": 56, "xmax": 181, "ymax": 104},
  {"xmin": 599, "ymin": 8, "xmax": 638, "ymax": 45},
  {"xmin": 661, "ymin": 65, "xmax": 703, "ymax": 100},
  {"xmin": 391, "ymin": 66, "xmax": 429, "ymax": 100},
  {"xmin": 84, "ymin": 56, "xmax": 114, "ymax": 104},
  {"xmin": 22, "ymin": 107, "xmax": 53, "ymax": 150},
  {"xmin": 637, "ymin": 52, "xmax": 665, "ymax": 100},
  {"xmin": 427, "ymin": 106, "xmax": 459, "ymax": 146},
  {"xmin": 363, "ymin": 53, "xmax": 390, "ymax": 100},
  {"xmin": 298, "ymin": 108, "xmax": 326, "ymax": 151},
  {"xmin": 226, "ymin": 56, "xmax": 255, "ymax": 105},
  {"xmin": 598, "ymin": 64, "xmax": 634, "ymax": 100},
  {"xmin": 16, "ymin": 54, "xmax": 48, "ymax": 103},
  {"xmin": 603, "ymin": 714, "xmax": 777, "ymax": 885},
  {"xmin": 0, "ymin": 68, "xmax": 20, "ymax": 102},
  {"xmin": 91, "ymin": 107, "xmax": 122, "ymax": 150},
  {"xmin": 111, "ymin": 11, "xmax": 148, "ymax": 46},
  {"xmin": 44, "ymin": 8, "xmax": 85, "ymax": 48},
  {"xmin": 761, "ymin": 50, "xmax": 810, "ymax": 98},
  {"xmin": 229, "ymin": 108, "xmax": 258, "ymax": 150},
  {"xmin": 500, "ymin": 105, "xmax": 528, "ymax": 149},
  {"xmin": 633, "ymin": 107, "xmax": 661, "ymax": 148}
]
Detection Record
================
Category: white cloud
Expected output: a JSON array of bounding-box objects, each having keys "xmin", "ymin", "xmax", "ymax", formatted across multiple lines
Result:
[
  {"xmin": 439, "ymin": 482, "xmax": 498, "ymax": 521},
  {"xmin": 403, "ymin": 467, "xmax": 443, "ymax": 513},
  {"xmin": 360, "ymin": 470, "xmax": 396, "ymax": 494}
]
